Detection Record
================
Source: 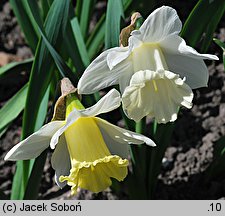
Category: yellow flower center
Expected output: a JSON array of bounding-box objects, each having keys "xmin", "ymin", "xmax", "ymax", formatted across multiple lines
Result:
[{"xmin": 59, "ymin": 116, "xmax": 128, "ymax": 195}]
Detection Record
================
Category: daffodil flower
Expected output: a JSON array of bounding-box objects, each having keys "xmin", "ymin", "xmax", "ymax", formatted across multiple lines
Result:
[
  {"xmin": 4, "ymin": 89, "xmax": 155, "ymax": 195},
  {"xmin": 77, "ymin": 6, "xmax": 218, "ymax": 123}
]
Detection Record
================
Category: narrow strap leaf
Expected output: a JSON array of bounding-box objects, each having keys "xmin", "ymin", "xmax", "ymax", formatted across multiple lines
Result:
[
  {"xmin": 105, "ymin": 0, "xmax": 124, "ymax": 48},
  {"xmin": 79, "ymin": 0, "xmax": 96, "ymax": 40},
  {"xmin": 0, "ymin": 83, "xmax": 28, "ymax": 135},
  {"xmin": 0, "ymin": 58, "xmax": 33, "ymax": 81},
  {"xmin": 181, "ymin": 0, "xmax": 225, "ymax": 49},
  {"xmin": 9, "ymin": 0, "xmax": 41, "ymax": 52}
]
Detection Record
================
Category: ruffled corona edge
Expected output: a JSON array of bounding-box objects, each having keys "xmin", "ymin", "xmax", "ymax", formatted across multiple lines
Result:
[{"xmin": 59, "ymin": 155, "xmax": 129, "ymax": 195}]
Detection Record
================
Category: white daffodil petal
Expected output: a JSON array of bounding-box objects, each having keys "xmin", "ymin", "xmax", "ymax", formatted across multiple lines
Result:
[
  {"xmin": 97, "ymin": 123, "xmax": 130, "ymax": 159},
  {"xmin": 161, "ymin": 35, "xmax": 218, "ymax": 60},
  {"xmin": 95, "ymin": 117, "xmax": 156, "ymax": 147},
  {"xmin": 122, "ymin": 81, "xmax": 150, "ymax": 122},
  {"xmin": 77, "ymin": 48, "xmax": 132, "ymax": 95},
  {"xmin": 136, "ymin": 6, "xmax": 182, "ymax": 43},
  {"xmin": 163, "ymin": 52, "xmax": 210, "ymax": 89},
  {"xmin": 50, "ymin": 109, "xmax": 81, "ymax": 149},
  {"xmin": 4, "ymin": 121, "xmax": 64, "ymax": 161},
  {"xmin": 160, "ymin": 35, "xmax": 218, "ymax": 88},
  {"xmin": 80, "ymin": 89, "xmax": 121, "ymax": 117},
  {"xmin": 51, "ymin": 134, "xmax": 71, "ymax": 188},
  {"xmin": 107, "ymin": 47, "xmax": 130, "ymax": 70},
  {"xmin": 119, "ymin": 72, "xmax": 134, "ymax": 94},
  {"xmin": 128, "ymin": 35, "xmax": 143, "ymax": 50},
  {"xmin": 122, "ymin": 70, "xmax": 193, "ymax": 123}
]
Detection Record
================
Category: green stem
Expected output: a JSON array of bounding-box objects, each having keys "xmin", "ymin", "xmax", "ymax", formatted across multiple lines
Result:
[
  {"xmin": 147, "ymin": 123, "xmax": 174, "ymax": 198},
  {"xmin": 128, "ymin": 118, "xmax": 148, "ymax": 199},
  {"xmin": 66, "ymin": 93, "xmax": 85, "ymax": 116},
  {"xmin": 135, "ymin": 118, "xmax": 146, "ymax": 134}
]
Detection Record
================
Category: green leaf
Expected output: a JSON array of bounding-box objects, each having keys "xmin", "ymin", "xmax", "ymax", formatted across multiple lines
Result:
[
  {"xmin": 24, "ymin": 150, "xmax": 48, "ymax": 199},
  {"xmin": 71, "ymin": 17, "xmax": 90, "ymax": 67},
  {"xmin": 201, "ymin": 1, "xmax": 225, "ymax": 53},
  {"xmin": 75, "ymin": 0, "xmax": 82, "ymax": 20},
  {"xmin": 9, "ymin": 0, "xmax": 40, "ymax": 52},
  {"xmin": 40, "ymin": 0, "xmax": 53, "ymax": 21},
  {"xmin": 27, "ymin": 0, "xmax": 45, "ymax": 29},
  {"xmin": 79, "ymin": 0, "xmax": 96, "ymax": 39},
  {"xmin": 181, "ymin": 0, "xmax": 225, "ymax": 50},
  {"xmin": 86, "ymin": 0, "xmax": 132, "ymax": 59},
  {"xmin": 32, "ymin": 86, "xmax": 50, "ymax": 135},
  {"xmin": 0, "ymin": 58, "xmax": 33, "ymax": 81},
  {"xmin": 0, "ymin": 83, "xmax": 28, "ymax": 134},
  {"xmin": 105, "ymin": 0, "xmax": 124, "ymax": 48},
  {"xmin": 86, "ymin": 14, "xmax": 106, "ymax": 59},
  {"xmin": 122, "ymin": 0, "xmax": 132, "ymax": 12},
  {"xmin": 37, "ymin": 25, "xmax": 77, "ymax": 85},
  {"xmin": 63, "ymin": 5, "xmax": 87, "ymax": 76},
  {"xmin": 10, "ymin": 160, "xmax": 29, "ymax": 200},
  {"xmin": 124, "ymin": 0, "xmax": 156, "ymax": 18},
  {"xmin": 214, "ymin": 38, "xmax": 225, "ymax": 50}
]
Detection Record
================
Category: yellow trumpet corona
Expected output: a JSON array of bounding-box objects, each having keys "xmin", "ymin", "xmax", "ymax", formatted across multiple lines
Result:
[{"xmin": 60, "ymin": 116, "xmax": 128, "ymax": 195}]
